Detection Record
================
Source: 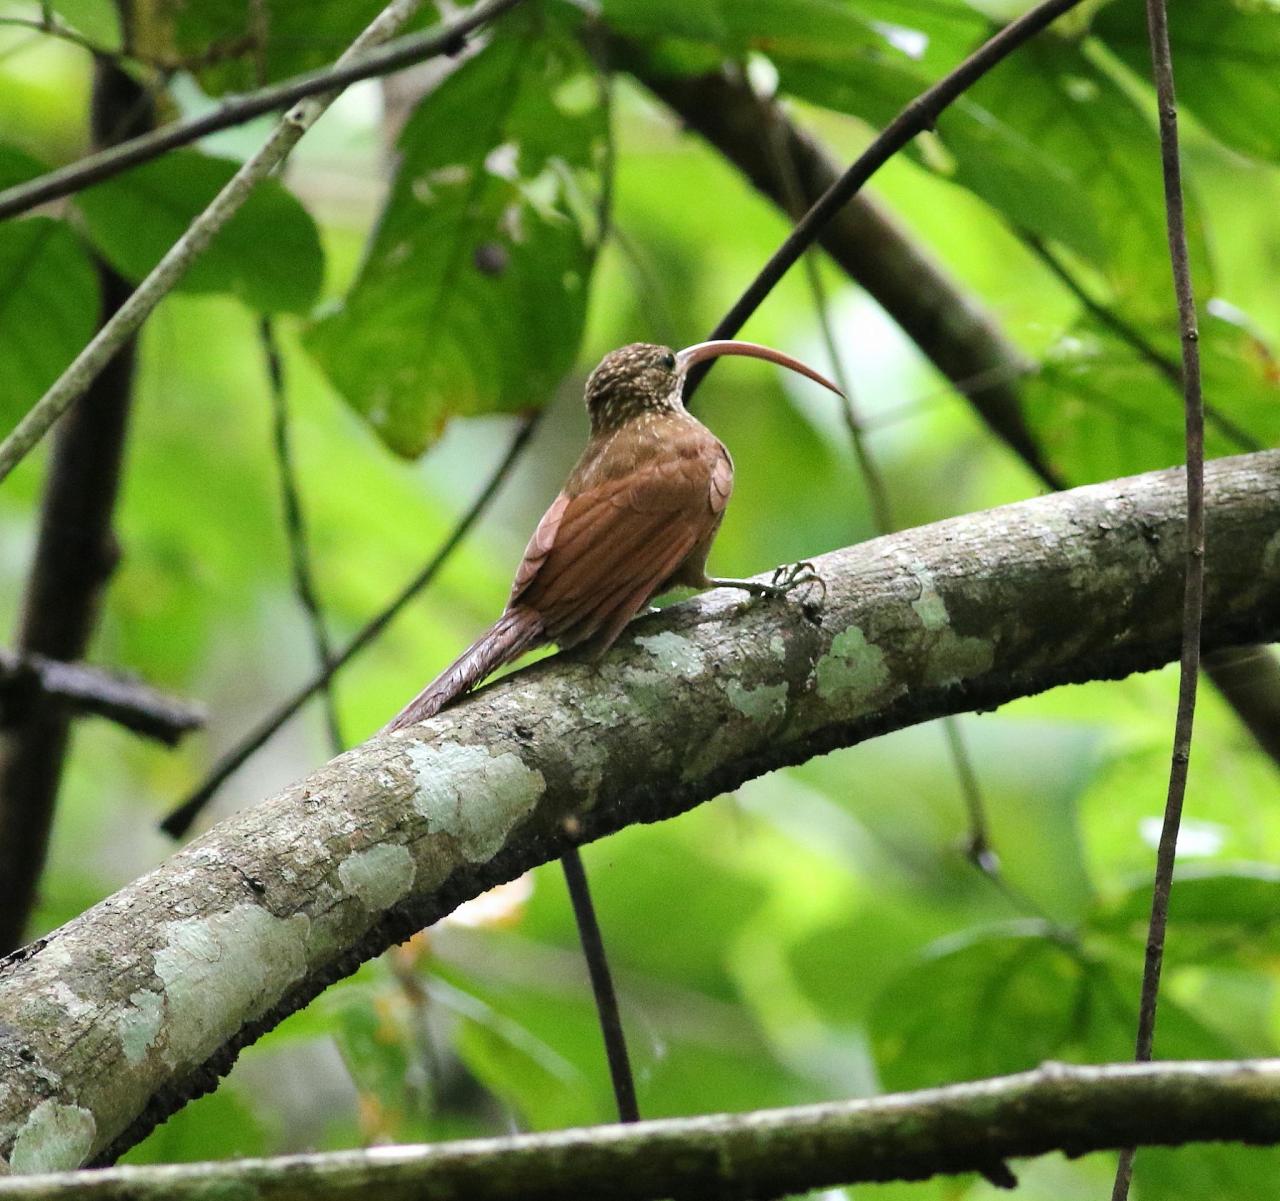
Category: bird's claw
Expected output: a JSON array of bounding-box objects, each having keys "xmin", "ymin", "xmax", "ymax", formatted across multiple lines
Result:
[{"xmin": 769, "ymin": 560, "xmax": 826, "ymax": 607}]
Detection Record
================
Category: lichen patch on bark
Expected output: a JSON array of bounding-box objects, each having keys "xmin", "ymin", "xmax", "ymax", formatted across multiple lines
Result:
[
  {"xmin": 151, "ymin": 907, "xmax": 309, "ymax": 1070},
  {"xmin": 337, "ymin": 843, "xmax": 416, "ymax": 912},
  {"xmin": 405, "ymin": 741, "xmax": 544, "ymax": 862},
  {"xmin": 8, "ymin": 1100, "xmax": 95, "ymax": 1175}
]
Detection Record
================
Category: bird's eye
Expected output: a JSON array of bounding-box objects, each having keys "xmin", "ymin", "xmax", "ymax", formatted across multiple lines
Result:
[{"xmin": 661, "ymin": 351, "xmax": 676, "ymax": 371}]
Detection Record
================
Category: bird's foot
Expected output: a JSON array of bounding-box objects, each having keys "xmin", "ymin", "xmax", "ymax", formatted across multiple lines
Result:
[{"xmin": 706, "ymin": 561, "xmax": 825, "ymax": 609}]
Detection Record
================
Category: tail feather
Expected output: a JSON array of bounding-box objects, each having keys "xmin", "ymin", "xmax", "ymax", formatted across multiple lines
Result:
[{"xmin": 383, "ymin": 607, "xmax": 543, "ymax": 733}]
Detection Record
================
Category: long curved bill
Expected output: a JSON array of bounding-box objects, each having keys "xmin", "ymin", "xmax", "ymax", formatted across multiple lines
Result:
[{"xmin": 675, "ymin": 339, "xmax": 844, "ymax": 398}]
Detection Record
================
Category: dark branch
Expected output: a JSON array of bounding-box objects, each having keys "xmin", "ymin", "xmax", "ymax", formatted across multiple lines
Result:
[
  {"xmin": 0, "ymin": 650, "xmax": 203, "ymax": 745},
  {"xmin": 1, "ymin": 451, "xmax": 1276, "ymax": 1170},
  {"xmin": 259, "ymin": 318, "xmax": 344, "ymax": 755},
  {"xmin": 0, "ymin": 61, "xmax": 152, "ymax": 955},
  {"xmin": 1113, "ymin": 4, "xmax": 1209, "ymax": 1196}
]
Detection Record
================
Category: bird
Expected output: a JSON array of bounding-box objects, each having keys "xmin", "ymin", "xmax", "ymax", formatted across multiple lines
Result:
[{"xmin": 384, "ymin": 340, "xmax": 842, "ymax": 733}]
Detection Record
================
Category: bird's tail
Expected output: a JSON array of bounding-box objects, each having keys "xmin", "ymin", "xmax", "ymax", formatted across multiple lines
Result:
[{"xmin": 382, "ymin": 606, "xmax": 544, "ymax": 733}]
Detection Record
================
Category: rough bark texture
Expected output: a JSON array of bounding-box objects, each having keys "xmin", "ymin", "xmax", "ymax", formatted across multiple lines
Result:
[
  {"xmin": 0, "ymin": 452, "xmax": 1277, "ymax": 1174},
  {"xmin": 2, "ymin": 1060, "xmax": 1279, "ymax": 1198}
]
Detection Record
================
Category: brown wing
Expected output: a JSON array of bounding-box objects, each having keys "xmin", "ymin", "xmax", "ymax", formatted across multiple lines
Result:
[{"xmin": 509, "ymin": 423, "xmax": 726, "ymax": 653}]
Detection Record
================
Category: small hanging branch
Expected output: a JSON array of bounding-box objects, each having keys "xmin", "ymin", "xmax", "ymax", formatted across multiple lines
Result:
[{"xmin": 1111, "ymin": 0, "xmax": 1208, "ymax": 1196}]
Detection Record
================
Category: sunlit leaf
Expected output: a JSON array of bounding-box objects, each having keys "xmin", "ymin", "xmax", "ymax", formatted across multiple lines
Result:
[
  {"xmin": 1093, "ymin": 0, "xmax": 1280, "ymax": 165},
  {"xmin": 778, "ymin": 35, "xmax": 1211, "ymax": 320},
  {"xmin": 76, "ymin": 149, "xmax": 324, "ymax": 314},
  {"xmin": 305, "ymin": 11, "xmax": 607, "ymax": 455}
]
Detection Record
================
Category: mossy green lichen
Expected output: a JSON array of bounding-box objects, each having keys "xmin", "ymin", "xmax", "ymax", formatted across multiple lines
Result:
[
  {"xmin": 815, "ymin": 626, "xmax": 890, "ymax": 710},
  {"xmin": 726, "ymin": 680, "xmax": 788, "ymax": 722}
]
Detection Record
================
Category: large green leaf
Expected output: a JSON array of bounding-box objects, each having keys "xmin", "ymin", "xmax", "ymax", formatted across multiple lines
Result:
[
  {"xmin": 1020, "ymin": 310, "xmax": 1278, "ymax": 485},
  {"xmin": 869, "ymin": 923, "xmax": 1241, "ymax": 1093},
  {"xmin": 778, "ymin": 35, "xmax": 1210, "ymax": 320},
  {"xmin": 76, "ymin": 149, "xmax": 324, "ymax": 314},
  {"xmin": 0, "ymin": 160, "xmax": 99, "ymax": 431},
  {"xmin": 1092, "ymin": 865, "xmax": 1280, "ymax": 968},
  {"xmin": 1093, "ymin": 0, "xmax": 1280, "ymax": 165},
  {"xmin": 304, "ymin": 14, "xmax": 607, "ymax": 456}
]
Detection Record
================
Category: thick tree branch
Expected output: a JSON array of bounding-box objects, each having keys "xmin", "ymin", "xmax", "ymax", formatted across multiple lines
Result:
[
  {"xmin": 2, "ymin": 1060, "xmax": 1280, "ymax": 1196},
  {"xmin": 0, "ymin": 452, "xmax": 1276, "ymax": 1172},
  {"xmin": 0, "ymin": 650, "xmax": 203, "ymax": 744},
  {"xmin": 0, "ymin": 61, "xmax": 151, "ymax": 955}
]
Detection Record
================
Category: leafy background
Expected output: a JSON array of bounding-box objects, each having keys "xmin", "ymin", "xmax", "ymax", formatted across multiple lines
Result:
[{"xmin": 1, "ymin": 0, "xmax": 1278, "ymax": 1195}]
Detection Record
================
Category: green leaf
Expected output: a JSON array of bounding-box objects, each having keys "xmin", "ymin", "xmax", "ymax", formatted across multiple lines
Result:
[
  {"xmin": 869, "ymin": 925, "xmax": 1118, "ymax": 1091},
  {"xmin": 47, "ymin": 0, "xmax": 122, "ymax": 50},
  {"xmin": 1092, "ymin": 865, "xmax": 1280, "ymax": 967},
  {"xmin": 304, "ymin": 14, "xmax": 607, "ymax": 455},
  {"xmin": 601, "ymin": 0, "xmax": 884, "ymax": 59},
  {"xmin": 870, "ymin": 923, "xmax": 1244, "ymax": 1093},
  {"xmin": 1093, "ymin": 0, "xmax": 1280, "ymax": 164},
  {"xmin": 778, "ymin": 36, "xmax": 1210, "ymax": 320},
  {"xmin": 129, "ymin": 0, "xmax": 414, "ymax": 92},
  {"xmin": 1020, "ymin": 309, "xmax": 1278, "ymax": 484},
  {"xmin": 76, "ymin": 150, "xmax": 324, "ymax": 314},
  {"xmin": 0, "ymin": 217, "xmax": 99, "ymax": 432}
]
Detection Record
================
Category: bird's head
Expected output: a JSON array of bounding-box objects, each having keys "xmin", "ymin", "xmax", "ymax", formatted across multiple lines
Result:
[{"xmin": 584, "ymin": 340, "xmax": 843, "ymax": 434}]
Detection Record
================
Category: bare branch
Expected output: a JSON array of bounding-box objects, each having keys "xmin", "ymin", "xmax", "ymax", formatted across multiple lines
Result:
[
  {"xmin": 0, "ymin": 451, "xmax": 1275, "ymax": 1171},
  {"xmin": 1113, "ymin": 2, "xmax": 1209, "ymax": 1195},
  {"xmin": 0, "ymin": 0, "xmax": 523, "ymax": 484},
  {"xmin": 4, "ymin": 1060, "xmax": 1280, "ymax": 1197},
  {"xmin": 259, "ymin": 319, "xmax": 343, "ymax": 755},
  {"xmin": 0, "ymin": 650, "xmax": 203, "ymax": 744}
]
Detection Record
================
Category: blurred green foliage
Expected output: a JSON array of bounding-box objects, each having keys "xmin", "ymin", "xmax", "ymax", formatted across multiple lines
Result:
[{"xmin": 1, "ymin": 0, "xmax": 1279, "ymax": 1196}]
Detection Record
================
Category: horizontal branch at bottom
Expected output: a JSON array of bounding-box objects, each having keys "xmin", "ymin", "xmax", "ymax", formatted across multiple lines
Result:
[{"xmin": 3, "ymin": 1060, "xmax": 1279, "ymax": 1198}]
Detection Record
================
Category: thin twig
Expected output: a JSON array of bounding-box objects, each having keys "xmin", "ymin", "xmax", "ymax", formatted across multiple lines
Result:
[
  {"xmin": 560, "ymin": 844, "xmax": 639, "ymax": 1122},
  {"xmin": 682, "ymin": 0, "xmax": 1086, "ymax": 404},
  {"xmin": 160, "ymin": 413, "xmax": 539, "ymax": 837},
  {"xmin": 259, "ymin": 319, "xmax": 344, "ymax": 755},
  {"xmin": 1111, "ymin": 0, "xmax": 1207, "ymax": 1195},
  {"xmin": 757, "ymin": 92, "xmax": 1030, "ymax": 915},
  {"xmin": 0, "ymin": 0, "xmax": 526, "ymax": 484},
  {"xmin": 0, "ymin": 0, "xmax": 527, "ymax": 223}
]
